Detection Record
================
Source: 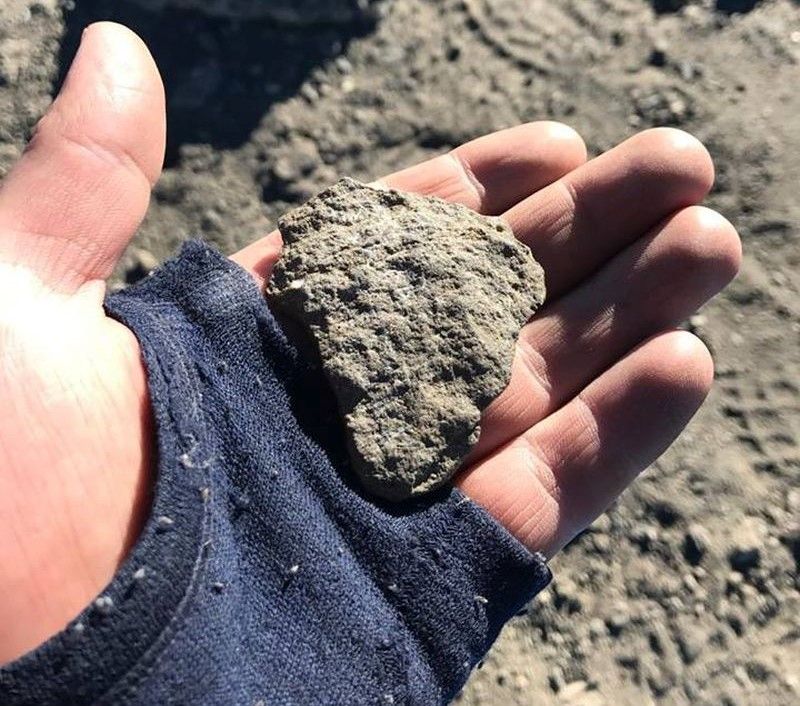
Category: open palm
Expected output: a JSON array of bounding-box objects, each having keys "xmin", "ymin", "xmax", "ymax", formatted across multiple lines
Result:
[{"xmin": 0, "ymin": 24, "xmax": 740, "ymax": 664}]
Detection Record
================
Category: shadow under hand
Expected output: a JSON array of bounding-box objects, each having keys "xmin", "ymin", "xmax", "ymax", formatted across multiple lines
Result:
[{"xmin": 57, "ymin": 1, "xmax": 378, "ymax": 166}]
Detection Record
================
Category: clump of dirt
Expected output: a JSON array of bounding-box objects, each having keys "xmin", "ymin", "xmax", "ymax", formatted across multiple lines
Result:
[{"xmin": 269, "ymin": 178, "xmax": 545, "ymax": 500}]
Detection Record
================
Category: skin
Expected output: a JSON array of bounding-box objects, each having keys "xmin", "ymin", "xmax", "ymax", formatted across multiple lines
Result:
[{"xmin": 0, "ymin": 23, "xmax": 741, "ymax": 664}]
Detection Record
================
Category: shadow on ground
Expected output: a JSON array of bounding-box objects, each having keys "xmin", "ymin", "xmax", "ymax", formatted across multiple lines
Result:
[
  {"xmin": 652, "ymin": 0, "xmax": 763, "ymax": 14},
  {"xmin": 58, "ymin": 2, "xmax": 378, "ymax": 165}
]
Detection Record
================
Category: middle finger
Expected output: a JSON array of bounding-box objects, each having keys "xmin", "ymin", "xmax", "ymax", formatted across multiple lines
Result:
[
  {"xmin": 472, "ymin": 205, "xmax": 741, "ymax": 456},
  {"xmin": 506, "ymin": 127, "xmax": 715, "ymax": 299}
]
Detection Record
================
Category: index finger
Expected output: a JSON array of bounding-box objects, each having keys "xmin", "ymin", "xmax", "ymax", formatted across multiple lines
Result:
[{"xmin": 230, "ymin": 121, "xmax": 586, "ymax": 285}]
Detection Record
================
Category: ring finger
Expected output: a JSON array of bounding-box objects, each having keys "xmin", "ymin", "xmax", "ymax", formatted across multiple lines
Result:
[{"xmin": 472, "ymin": 205, "xmax": 740, "ymax": 456}]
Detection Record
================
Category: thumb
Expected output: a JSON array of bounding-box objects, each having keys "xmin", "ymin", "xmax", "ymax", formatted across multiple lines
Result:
[{"xmin": 0, "ymin": 22, "xmax": 165, "ymax": 294}]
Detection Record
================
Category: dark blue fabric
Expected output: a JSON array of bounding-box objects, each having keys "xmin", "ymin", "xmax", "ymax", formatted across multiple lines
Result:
[{"xmin": 0, "ymin": 241, "xmax": 550, "ymax": 706}]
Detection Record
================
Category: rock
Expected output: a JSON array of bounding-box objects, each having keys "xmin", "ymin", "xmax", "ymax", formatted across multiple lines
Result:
[
  {"xmin": 124, "ymin": 248, "xmax": 160, "ymax": 284},
  {"xmin": 548, "ymin": 666, "xmax": 566, "ymax": 693},
  {"xmin": 726, "ymin": 571, "xmax": 745, "ymax": 594},
  {"xmin": 728, "ymin": 517, "xmax": 767, "ymax": 573},
  {"xmin": 681, "ymin": 572, "xmax": 700, "ymax": 594},
  {"xmin": 589, "ymin": 513, "xmax": 612, "ymax": 533},
  {"xmin": 683, "ymin": 523, "xmax": 712, "ymax": 565},
  {"xmin": 676, "ymin": 625, "xmax": 707, "ymax": 664},
  {"xmin": 606, "ymin": 607, "xmax": 630, "ymax": 637},
  {"xmin": 588, "ymin": 618, "xmax": 606, "ymax": 639},
  {"xmin": 574, "ymin": 692, "xmax": 606, "ymax": 706},
  {"xmin": 127, "ymin": 0, "xmax": 388, "ymax": 24},
  {"xmin": 687, "ymin": 313, "xmax": 707, "ymax": 332},
  {"xmin": 552, "ymin": 578, "xmax": 583, "ymax": 613},
  {"xmin": 268, "ymin": 178, "xmax": 545, "ymax": 500},
  {"xmin": 632, "ymin": 85, "xmax": 693, "ymax": 126},
  {"xmin": 591, "ymin": 534, "xmax": 611, "ymax": 553},
  {"xmin": 779, "ymin": 524, "xmax": 800, "ymax": 566},
  {"xmin": 615, "ymin": 650, "xmax": 639, "ymax": 670},
  {"xmin": 725, "ymin": 606, "xmax": 748, "ymax": 636},
  {"xmin": 559, "ymin": 680, "xmax": 589, "ymax": 700},
  {"xmin": 679, "ymin": 60, "xmax": 700, "ymax": 81},
  {"xmin": 630, "ymin": 523, "xmax": 660, "ymax": 550}
]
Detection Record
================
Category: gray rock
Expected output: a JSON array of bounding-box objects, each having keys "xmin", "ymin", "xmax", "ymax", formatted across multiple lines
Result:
[
  {"xmin": 606, "ymin": 606, "xmax": 630, "ymax": 637},
  {"xmin": 558, "ymin": 680, "xmax": 589, "ymax": 700},
  {"xmin": 588, "ymin": 618, "xmax": 607, "ymax": 640},
  {"xmin": 630, "ymin": 523, "xmax": 660, "ymax": 551},
  {"xmin": 588, "ymin": 513, "xmax": 611, "ymax": 534},
  {"xmin": 779, "ymin": 524, "xmax": 800, "ymax": 566},
  {"xmin": 725, "ymin": 605, "xmax": 748, "ymax": 636},
  {"xmin": 683, "ymin": 523, "xmax": 712, "ymax": 565},
  {"xmin": 727, "ymin": 517, "xmax": 767, "ymax": 573},
  {"xmin": 268, "ymin": 178, "xmax": 545, "ymax": 500},
  {"xmin": 128, "ymin": 0, "xmax": 388, "ymax": 24},
  {"xmin": 676, "ymin": 624, "xmax": 707, "ymax": 665}
]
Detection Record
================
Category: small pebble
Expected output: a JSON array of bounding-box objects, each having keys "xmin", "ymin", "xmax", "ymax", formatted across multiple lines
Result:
[
  {"xmin": 689, "ymin": 314, "xmax": 707, "ymax": 330},
  {"xmin": 589, "ymin": 514, "xmax": 611, "ymax": 533},
  {"xmin": 589, "ymin": 618, "xmax": 606, "ymax": 639},
  {"xmin": 559, "ymin": 680, "xmax": 588, "ymax": 699},
  {"xmin": 607, "ymin": 609, "xmax": 630, "ymax": 636}
]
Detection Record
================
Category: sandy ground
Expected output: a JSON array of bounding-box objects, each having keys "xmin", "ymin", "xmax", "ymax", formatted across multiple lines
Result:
[{"xmin": 1, "ymin": 0, "xmax": 798, "ymax": 703}]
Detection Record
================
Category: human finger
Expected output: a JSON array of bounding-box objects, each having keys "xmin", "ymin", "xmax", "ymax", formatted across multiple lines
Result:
[
  {"xmin": 0, "ymin": 22, "xmax": 165, "ymax": 294},
  {"xmin": 504, "ymin": 127, "xmax": 715, "ymax": 299},
  {"xmin": 472, "ymin": 206, "xmax": 740, "ymax": 455},
  {"xmin": 458, "ymin": 330, "xmax": 714, "ymax": 556}
]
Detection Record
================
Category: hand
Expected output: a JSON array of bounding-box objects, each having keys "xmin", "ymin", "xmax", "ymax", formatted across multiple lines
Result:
[{"xmin": 0, "ymin": 23, "xmax": 740, "ymax": 664}]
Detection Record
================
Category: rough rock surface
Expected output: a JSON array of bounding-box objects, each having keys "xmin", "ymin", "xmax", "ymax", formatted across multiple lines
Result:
[
  {"xmin": 127, "ymin": 0, "xmax": 387, "ymax": 24},
  {"xmin": 268, "ymin": 178, "xmax": 545, "ymax": 500}
]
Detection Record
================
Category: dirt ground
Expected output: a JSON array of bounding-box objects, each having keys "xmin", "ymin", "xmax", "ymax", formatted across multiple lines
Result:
[{"xmin": 1, "ymin": 0, "xmax": 798, "ymax": 704}]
